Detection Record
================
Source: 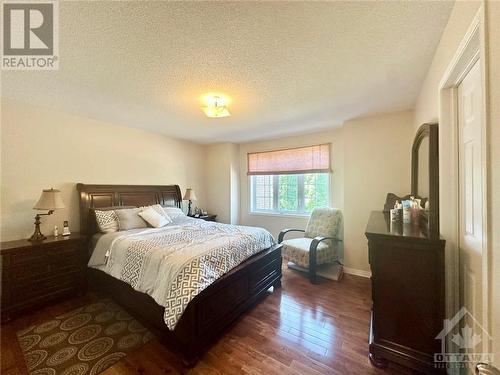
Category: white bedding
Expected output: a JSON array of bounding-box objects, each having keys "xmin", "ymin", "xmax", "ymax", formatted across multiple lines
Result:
[{"xmin": 89, "ymin": 216, "xmax": 275, "ymax": 329}]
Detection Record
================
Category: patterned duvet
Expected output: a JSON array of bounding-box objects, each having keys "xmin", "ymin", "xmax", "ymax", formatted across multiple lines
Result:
[{"xmin": 88, "ymin": 217, "xmax": 275, "ymax": 329}]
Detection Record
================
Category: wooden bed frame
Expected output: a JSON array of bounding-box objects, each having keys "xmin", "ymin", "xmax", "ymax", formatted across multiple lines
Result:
[{"xmin": 76, "ymin": 184, "xmax": 282, "ymax": 365}]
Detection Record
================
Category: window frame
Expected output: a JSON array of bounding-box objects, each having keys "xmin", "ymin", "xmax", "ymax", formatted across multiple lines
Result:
[{"xmin": 250, "ymin": 172, "xmax": 331, "ymax": 216}]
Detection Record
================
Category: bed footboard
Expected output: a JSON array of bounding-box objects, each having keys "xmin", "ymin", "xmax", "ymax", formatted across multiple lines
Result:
[{"xmin": 88, "ymin": 244, "xmax": 282, "ymax": 365}]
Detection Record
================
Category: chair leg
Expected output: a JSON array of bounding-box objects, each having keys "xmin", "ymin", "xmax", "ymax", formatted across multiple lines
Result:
[
  {"xmin": 309, "ymin": 268, "xmax": 317, "ymax": 284},
  {"xmin": 309, "ymin": 258, "xmax": 317, "ymax": 284}
]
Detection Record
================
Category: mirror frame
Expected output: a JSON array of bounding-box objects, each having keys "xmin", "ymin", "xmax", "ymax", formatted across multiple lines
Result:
[{"xmin": 411, "ymin": 123, "xmax": 439, "ymax": 239}]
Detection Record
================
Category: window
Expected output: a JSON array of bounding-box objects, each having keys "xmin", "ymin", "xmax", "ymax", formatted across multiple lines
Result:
[
  {"xmin": 251, "ymin": 173, "xmax": 329, "ymax": 214},
  {"xmin": 247, "ymin": 143, "xmax": 331, "ymax": 215}
]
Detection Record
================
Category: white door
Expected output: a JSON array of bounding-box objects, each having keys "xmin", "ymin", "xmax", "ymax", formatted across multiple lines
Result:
[{"xmin": 457, "ymin": 60, "xmax": 485, "ymax": 350}]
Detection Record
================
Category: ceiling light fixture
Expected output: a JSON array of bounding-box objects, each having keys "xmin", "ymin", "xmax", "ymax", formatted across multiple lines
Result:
[{"xmin": 202, "ymin": 95, "xmax": 231, "ymax": 118}]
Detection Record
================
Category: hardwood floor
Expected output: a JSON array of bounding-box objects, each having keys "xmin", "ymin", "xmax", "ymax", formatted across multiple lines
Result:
[{"xmin": 1, "ymin": 268, "xmax": 410, "ymax": 374}]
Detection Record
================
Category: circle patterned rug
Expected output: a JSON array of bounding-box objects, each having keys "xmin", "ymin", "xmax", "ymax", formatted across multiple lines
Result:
[{"xmin": 17, "ymin": 298, "xmax": 154, "ymax": 375}]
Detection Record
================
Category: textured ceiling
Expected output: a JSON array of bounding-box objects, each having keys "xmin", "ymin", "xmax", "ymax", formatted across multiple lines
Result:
[{"xmin": 2, "ymin": 1, "xmax": 454, "ymax": 143}]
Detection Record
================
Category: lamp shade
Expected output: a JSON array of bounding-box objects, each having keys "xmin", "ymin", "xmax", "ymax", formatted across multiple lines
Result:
[
  {"xmin": 183, "ymin": 188, "xmax": 198, "ymax": 201},
  {"xmin": 33, "ymin": 188, "xmax": 65, "ymax": 210}
]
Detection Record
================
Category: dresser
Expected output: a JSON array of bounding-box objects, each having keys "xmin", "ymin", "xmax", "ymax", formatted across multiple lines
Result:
[
  {"xmin": 1, "ymin": 233, "xmax": 88, "ymax": 323},
  {"xmin": 366, "ymin": 211, "xmax": 445, "ymax": 374}
]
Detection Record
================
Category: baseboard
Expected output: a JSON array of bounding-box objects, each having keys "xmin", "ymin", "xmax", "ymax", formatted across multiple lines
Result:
[
  {"xmin": 343, "ymin": 267, "xmax": 371, "ymax": 278},
  {"xmin": 287, "ymin": 262, "xmax": 343, "ymax": 281}
]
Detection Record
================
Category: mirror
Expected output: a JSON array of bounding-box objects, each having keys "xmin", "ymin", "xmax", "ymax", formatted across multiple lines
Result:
[
  {"xmin": 411, "ymin": 123, "xmax": 439, "ymax": 239},
  {"xmin": 417, "ymin": 137, "xmax": 429, "ymax": 199}
]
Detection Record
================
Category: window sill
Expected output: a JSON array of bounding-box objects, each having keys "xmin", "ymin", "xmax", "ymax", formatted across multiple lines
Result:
[{"xmin": 247, "ymin": 212, "xmax": 311, "ymax": 219}]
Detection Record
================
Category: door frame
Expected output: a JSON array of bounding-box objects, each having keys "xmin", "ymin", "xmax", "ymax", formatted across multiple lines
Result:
[{"xmin": 439, "ymin": 4, "xmax": 490, "ymax": 364}]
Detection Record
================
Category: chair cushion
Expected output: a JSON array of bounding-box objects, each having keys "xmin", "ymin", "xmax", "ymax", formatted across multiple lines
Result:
[
  {"xmin": 282, "ymin": 238, "xmax": 337, "ymax": 268},
  {"xmin": 305, "ymin": 208, "xmax": 343, "ymax": 240}
]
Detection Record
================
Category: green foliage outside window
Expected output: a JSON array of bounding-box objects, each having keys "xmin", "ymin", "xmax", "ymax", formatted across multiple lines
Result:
[
  {"xmin": 278, "ymin": 175, "xmax": 298, "ymax": 211},
  {"xmin": 304, "ymin": 173, "xmax": 329, "ymax": 211}
]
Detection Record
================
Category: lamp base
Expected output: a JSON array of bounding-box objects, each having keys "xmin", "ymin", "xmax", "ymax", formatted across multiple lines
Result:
[
  {"xmin": 29, "ymin": 232, "xmax": 46, "ymax": 242},
  {"xmin": 29, "ymin": 214, "xmax": 47, "ymax": 242}
]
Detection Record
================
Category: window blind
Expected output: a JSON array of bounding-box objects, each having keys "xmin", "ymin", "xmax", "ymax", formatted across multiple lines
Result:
[{"xmin": 247, "ymin": 144, "xmax": 331, "ymax": 175}]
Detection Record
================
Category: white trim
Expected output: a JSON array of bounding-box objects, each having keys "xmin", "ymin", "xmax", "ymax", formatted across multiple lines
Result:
[
  {"xmin": 247, "ymin": 212, "xmax": 310, "ymax": 219},
  {"xmin": 438, "ymin": 6, "xmax": 490, "ymax": 369},
  {"xmin": 344, "ymin": 266, "xmax": 371, "ymax": 278}
]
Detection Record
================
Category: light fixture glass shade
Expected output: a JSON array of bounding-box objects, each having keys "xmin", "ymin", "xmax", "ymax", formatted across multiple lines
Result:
[
  {"xmin": 202, "ymin": 106, "xmax": 231, "ymax": 118},
  {"xmin": 33, "ymin": 188, "xmax": 65, "ymax": 210},
  {"xmin": 183, "ymin": 188, "xmax": 198, "ymax": 201},
  {"xmin": 202, "ymin": 95, "xmax": 231, "ymax": 118}
]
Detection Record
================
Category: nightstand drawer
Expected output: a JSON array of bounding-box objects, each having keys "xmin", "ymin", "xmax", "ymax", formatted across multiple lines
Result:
[
  {"xmin": 10, "ymin": 263, "xmax": 52, "ymax": 280},
  {"xmin": 11, "ymin": 259, "xmax": 80, "ymax": 281},
  {"xmin": 1, "ymin": 233, "xmax": 87, "ymax": 322},
  {"xmin": 46, "ymin": 243, "xmax": 81, "ymax": 257},
  {"xmin": 9, "ymin": 242, "xmax": 80, "ymax": 264},
  {"xmin": 11, "ymin": 271, "xmax": 80, "ymax": 303},
  {"xmin": 9, "ymin": 247, "xmax": 46, "ymax": 265}
]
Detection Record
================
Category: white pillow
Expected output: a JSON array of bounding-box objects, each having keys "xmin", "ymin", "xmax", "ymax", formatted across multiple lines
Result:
[
  {"xmin": 140, "ymin": 204, "xmax": 172, "ymax": 223},
  {"xmin": 162, "ymin": 206, "xmax": 185, "ymax": 219},
  {"xmin": 138, "ymin": 207, "xmax": 169, "ymax": 228}
]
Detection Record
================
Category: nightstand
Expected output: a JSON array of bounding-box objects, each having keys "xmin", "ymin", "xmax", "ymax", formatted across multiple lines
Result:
[
  {"xmin": 190, "ymin": 214, "xmax": 217, "ymax": 222},
  {"xmin": 0, "ymin": 233, "xmax": 88, "ymax": 323}
]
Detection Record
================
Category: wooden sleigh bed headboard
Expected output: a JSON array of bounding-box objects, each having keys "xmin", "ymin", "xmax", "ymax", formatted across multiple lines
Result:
[{"xmin": 76, "ymin": 184, "xmax": 182, "ymax": 235}]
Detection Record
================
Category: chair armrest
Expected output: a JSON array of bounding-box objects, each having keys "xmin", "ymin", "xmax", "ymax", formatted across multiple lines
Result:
[
  {"xmin": 278, "ymin": 228, "xmax": 305, "ymax": 244},
  {"xmin": 310, "ymin": 236, "xmax": 342, "ymax": 249},
  {"xmin": 308, "ymin": 236, "xmax": 343, "ymax": 284}
]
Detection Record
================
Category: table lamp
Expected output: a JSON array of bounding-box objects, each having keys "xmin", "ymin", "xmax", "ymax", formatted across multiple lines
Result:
[
  {"xmin": 30, "ymin": 188, "xmax": 65, "ymax": 241},
  {"xmin": 183, "ymin": 188, "xmax": 197, "ymax": 217}
]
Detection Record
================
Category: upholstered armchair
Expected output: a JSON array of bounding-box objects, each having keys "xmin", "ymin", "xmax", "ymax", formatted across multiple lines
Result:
[{"xmin": 278, "ymin": 208, "xmax": 343, "ymax": 284}]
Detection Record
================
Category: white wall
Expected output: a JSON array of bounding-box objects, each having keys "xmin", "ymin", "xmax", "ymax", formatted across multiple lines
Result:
[
  {"xmin": 414, "ymin": 1, "xmax": 482, "ymax": 130},
  {"xmin": 205, "ymin": 143, "xmax": 239, "ymax": 224},
  {"xmin": 343, "ymin": 111, "xmax": 413, "ymax": 272},
  {"xmin": 0, "ymin": 99, "xmax": 207, "ymax": 241},
  {"xmin": 238, "ymin": 110, "xmax": 413, "ymax": 273},
  {"xmin": 229, "ymin": 144, "xmax": 240, "ymax": 224}
]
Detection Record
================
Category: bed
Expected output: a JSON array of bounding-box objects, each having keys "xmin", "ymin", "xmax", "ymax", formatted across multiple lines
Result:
[{"xmin": 77, "ymin": 183, "xmax": 282, "ymax": 365}]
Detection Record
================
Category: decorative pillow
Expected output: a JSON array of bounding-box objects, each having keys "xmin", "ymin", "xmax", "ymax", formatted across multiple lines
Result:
[
  {"xmin": 138, "ymin": 207, "xmax": 169, "ymax": 228},
  {"xmin": 140, "ymin": 204, "xmax": 172, "ymax": 224},
  {"xmin": 115, "ymin": 208, "xmax": 148, "ymax": 231},
  {"xmin": 94, "ymin": 210, "xmax": 119, "ymax": 233},
  {"xmin": 162, "ymin": 206, "xmax": 185, "ymax": 220}
]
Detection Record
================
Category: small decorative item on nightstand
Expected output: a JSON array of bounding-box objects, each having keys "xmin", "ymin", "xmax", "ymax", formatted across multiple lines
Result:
[
  {"xmin": 30, "ymin": 188, "xmax": 65, "ymax": 241},
  {"xmin": 183, "ymin": 188, "xmax": 198, "ymax": 216},
  {"xmin": 62, "ymin": 220, "xmax": 71, "ymax": 236},
  {"xmin": 193, "ymin": 207, "xmax": 203, "ymax": 218}
]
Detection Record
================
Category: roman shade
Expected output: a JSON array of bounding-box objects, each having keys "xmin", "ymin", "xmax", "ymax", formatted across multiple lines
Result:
[{"xmin": 247, "ymin": 144, "xmax": 331, "ymax": 175}]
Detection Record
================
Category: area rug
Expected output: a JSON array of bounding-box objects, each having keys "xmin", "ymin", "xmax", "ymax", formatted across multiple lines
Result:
[{"xmin": 17, "ymin": 298, "xmax": 154, "ymax": 375}]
